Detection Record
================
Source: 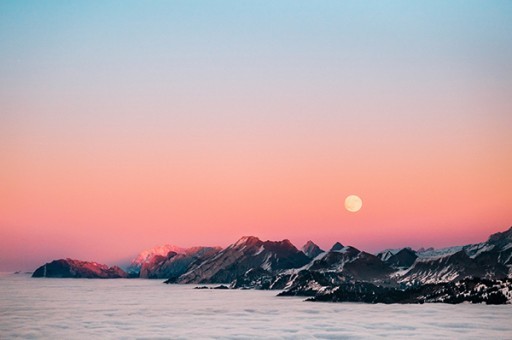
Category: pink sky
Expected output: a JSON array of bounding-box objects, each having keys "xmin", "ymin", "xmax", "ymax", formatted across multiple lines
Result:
[{"xmin": 1, "ymin": 2, "xmax": 511, "ymax": 271}]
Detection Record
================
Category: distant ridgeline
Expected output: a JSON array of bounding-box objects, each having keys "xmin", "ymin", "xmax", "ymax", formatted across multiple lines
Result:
[{"xmin": 32, "ymin": 226, "xmax": 512, "ymax": 304}]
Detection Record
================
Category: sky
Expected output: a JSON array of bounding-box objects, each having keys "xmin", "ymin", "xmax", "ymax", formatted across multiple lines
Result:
[{"xmin": 1, "ymin": 1, "xmax": 512, "ymax": 271}]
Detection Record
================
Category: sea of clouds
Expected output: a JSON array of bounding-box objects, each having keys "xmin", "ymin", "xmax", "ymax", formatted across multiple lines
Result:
[{"xmin": 1, "ymin": 273, "xmax": 511, "ymax": 339}]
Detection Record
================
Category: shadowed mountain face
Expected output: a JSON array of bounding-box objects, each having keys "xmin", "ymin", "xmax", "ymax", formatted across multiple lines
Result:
[
  {"xmin": 385, "ymin": 248, "xmax": 418, "ymax": 269},
  {"xmin": 174, "ymin": 236, "xmax": 310, "ymax": 284},
  {"xmin": 32, "ymin": 259, "xmax": 127, "ymax": 278},
  {"xmin": 330, "ymin": 242, "xmax": 344, "ymax": 251}
]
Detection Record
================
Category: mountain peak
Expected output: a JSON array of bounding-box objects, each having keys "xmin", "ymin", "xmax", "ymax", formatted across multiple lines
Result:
[
  {"xmin": 128, "ymin": 244, "xmax": 187, "ymax": 273},
  {"xmin": 234, "ymin": 236, "xmax": 262, "ymax": 247},
  {"xmin": 261, "ymin": 239, "xmax": 300, "ymax": 254},
  {"xmin": 177, "ymin": 236, "xmax": 310, "ymax": 284},
  {"xmin": 301, "ymin": 241, "xmax": 324, "ymax": 258},
  {"xmin": 384, "ymin": 248, "xmax": 418, "ymax": 268},
  {"xmin": 303, "ymin": 240, "xmax": 316, "ymax": 247},
  {"xmin": 330, "ymin": 242, "xmax": 344, "ymax": 251}
]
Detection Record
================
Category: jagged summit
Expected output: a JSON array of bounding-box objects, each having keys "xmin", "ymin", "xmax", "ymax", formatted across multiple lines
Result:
[
  {"xmin": 174, "ymin": 236, "xmax": 310, "ymax": 284},
  {"xmin": 128, "ymin": 244, "xmax": 186, "ymax": 272},
  {"xmin": 301, "ymin": 241, "xmax": 324, "ymax": 258},
  {"xmin": 127, "ymin": 244, "xmax": 221, "ymax": 277},
  {"xmin": 330, "ymin": 242, "xmax": 344, "ymax": 251},
  {"xmin": 234, "ymin": 236, "xmax": 262, "ymax": 247},
  {"xmin": 386, "ymin": 248, "xmax": 418, "ymax": 269}
]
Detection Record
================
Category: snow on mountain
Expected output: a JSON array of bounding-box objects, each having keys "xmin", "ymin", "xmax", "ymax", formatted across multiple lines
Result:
[
  {"xmin": 416, "ymin": 246, "xmax": 464, "ymax": 260},
  {"xmin": 304, "ymin": 246, "xmax": 393, "ymax": 281},
  {"xmin": 30, "ymin": 225, "xmax": 512, "ymax": 293},
  {"xmin": 174, "ymin": 236, "xmax": 310, "ymax": 284},
  {"xmin": 397, "ymin": 250, "xmax": 509, "ymax": 285},
  {"xmin": 376, "ymin": 248, "xmax": 417, "ymax": 269},
  {"xmin": 406, "ymin": 226, "xmax": 512, "ymax": 283},
  {"xmin": 416, "ymin": 227, "xmax": 512, "ymax": 262},
  {"xmin": 386, "ymin": 249, "xmax": 418, "ymax": 269},
  {"xmin": 284, "ymin": 277, "xmax": 512, "ymax": 305},
  {"xmin": 330, "ymin": 242, "xmax": 344, "ymax": 251},
  {"xmin": 274, "ymin": 227, "xmax": 512, "ymax": 295},
  {"xmin": 465, "ymin": 227, "xmax": 512, "ymax": 261},
  {"xmin": 376, "ymin": 249, "xmax": 399, "ymax": 262}
]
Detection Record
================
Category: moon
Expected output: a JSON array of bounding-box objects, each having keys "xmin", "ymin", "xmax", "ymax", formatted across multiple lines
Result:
[{"xmin": 345, "ymin": 195, "xmax": 362, "ymax": 212}]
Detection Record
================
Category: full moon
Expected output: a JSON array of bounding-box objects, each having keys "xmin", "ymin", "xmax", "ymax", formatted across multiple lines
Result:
[{"xmin": 345, "ymin": 195, "xmax": 362, "ymax": 212}]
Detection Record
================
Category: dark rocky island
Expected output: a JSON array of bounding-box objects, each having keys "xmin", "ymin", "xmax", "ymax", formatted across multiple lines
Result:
[{"xmin": 32, "ymin": 259, "xmax": 127, "ymax": 278}]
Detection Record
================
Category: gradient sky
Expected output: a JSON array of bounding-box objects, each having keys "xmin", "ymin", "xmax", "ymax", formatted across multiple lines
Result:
[{"xmin": 1, "ymin": 1, "xmax": 512, "ymax": 271}]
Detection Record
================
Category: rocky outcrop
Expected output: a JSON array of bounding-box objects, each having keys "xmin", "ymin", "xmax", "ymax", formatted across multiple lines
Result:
[{"xmin": 32, "ymin": 259, "xmax": 127, "ymax": 278}]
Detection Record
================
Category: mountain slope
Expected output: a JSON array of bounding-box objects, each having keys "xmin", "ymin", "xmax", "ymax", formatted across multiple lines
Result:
[
  {"xmin": 301, "ymin": 241, "xmax": 324, "ymax": 258},
  {"xmin": 385, "ymin": 248, "xmax": 418, "ymax": 269},
  {"xmin": 398, "ymin": 250, "xmax": 509, "ymax": 284},
  {"xmin": 330, "ymin": 242, "xmax": 344, "ymax": 251},
  {"xmin": 306, "ymin": 246, "xmax": 394, "ymax": 282},
  {"xmin": 174, "ymin": 236, "xmax": 310, "ymax": 284},
  {"xmin": 396, "ymin": 227, "xmax": 512, "ymax": 284}
]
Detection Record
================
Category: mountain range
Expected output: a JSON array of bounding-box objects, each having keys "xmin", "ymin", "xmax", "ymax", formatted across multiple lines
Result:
[{"xmin": 32, "ymin": 226, "xmax": 512, "ymax": 303}]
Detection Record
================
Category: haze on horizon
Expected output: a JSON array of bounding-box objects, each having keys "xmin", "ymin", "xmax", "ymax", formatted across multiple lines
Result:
[{"xmin": 1, "ymin": 1, "xmax": 512, "ymax": 271}]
